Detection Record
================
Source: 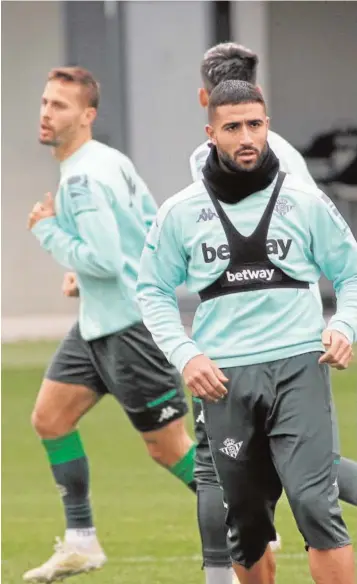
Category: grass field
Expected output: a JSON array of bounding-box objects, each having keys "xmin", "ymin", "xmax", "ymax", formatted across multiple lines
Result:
[{"xmin": 2, "ymin": 341, "xmax": 356, "ymax": 584}]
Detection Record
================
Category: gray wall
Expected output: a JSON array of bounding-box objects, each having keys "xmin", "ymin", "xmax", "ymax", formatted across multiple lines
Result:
[
  {"xmin": 231, "ymin": 2, "xmax": 270, "ymax": 107},
  {"xmin": 2, "ymin": 1, "xmax": 210, "ymax": 323},
  {"xmin": 269, "ymin": 1, "xmax": 357, "ymax": 149},
  {"xmin": 1, "ymin": 1, "xmax": 73, "ymax": 318},
  {"xmin": 64, "ymin": 1, "xmax": 128, "ymax": 151},
  {"xmin": 2, "ymin": 1, "xmax": 356, "ymax": 324},
  {"xmin": 125, "ymin": 1, "xmax": 210, "ymax": 204}
]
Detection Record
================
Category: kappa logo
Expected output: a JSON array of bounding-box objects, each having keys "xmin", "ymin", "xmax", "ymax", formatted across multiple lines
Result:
[
  {"xmin": 120, "ymin": 168, "xmax": 136, "ymax": 205},
  {"xmin": 196, "ymin": 408, "xmax": 205, "ymax": 424},
  {"xmin": 158, "ymin": 406, "xmax": 179, "ymax": 423},
  {"xmin": 274, "ymin": 198, "xmax": 294, "ymax": 217},
  {"xmin": 219, "ymin": 438, "xmax": 243, "ymax": 459},
  {"xmin": 320, "ymin": 192, "xmax": 349, "ymax": 233},
  {"xmin": 67, "ymin": 174, "xmax": 89, "ymax": 188},
  {"xmin": 197, "ymin": 208, "xmax": 219, "ymax": 223},
  {"xmin": 56, "ymin": 484, "xmax": 68, "ymax": 498},
  {"xmin": 202, "ymin": 238, "xmax": 292, "ymax": 262},
  {"xmin": 67, "ymin": 175, "xmax": 90, "ymax": 200}
]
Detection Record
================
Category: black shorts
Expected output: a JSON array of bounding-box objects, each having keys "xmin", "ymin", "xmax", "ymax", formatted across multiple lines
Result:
[
  {"xmin": 203, "ymin": 352, "xmax": 350, "ymax": 568},
  {"xmin": 46, "ymin": 321, "xmax": 188, "ymax": 433}
]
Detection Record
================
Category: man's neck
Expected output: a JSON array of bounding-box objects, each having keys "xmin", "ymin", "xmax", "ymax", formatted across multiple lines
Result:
[{"xmin": 53, "ymin": 133, "xmax": 92, "ymax": 162}]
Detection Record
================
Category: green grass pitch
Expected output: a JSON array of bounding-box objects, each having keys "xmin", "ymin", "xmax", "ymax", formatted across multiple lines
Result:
[{"xmin": 2, "ymin": 341, "xmax": 356, "ymax": 584}]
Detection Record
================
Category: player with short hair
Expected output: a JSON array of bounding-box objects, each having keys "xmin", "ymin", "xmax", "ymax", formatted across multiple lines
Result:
[
  {"xmin": 191, "ymin": 42, "xmax": 317, "ymax": 184},
  {"xmin": 137, "ymin": 79, "xmax": 357, "ymax": 584},
  {"xmin": 188, "ymin": 43, "xmax": 357, "ymax": 584},
  {"xmin": 24, "ymin": 66, "xmax": 196, "ymax": 583}
]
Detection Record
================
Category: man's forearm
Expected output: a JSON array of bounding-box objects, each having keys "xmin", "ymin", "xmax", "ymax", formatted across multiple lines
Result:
[{"xmin": 137, "ymin": 286, "xmax": 202, "ymax": 373}]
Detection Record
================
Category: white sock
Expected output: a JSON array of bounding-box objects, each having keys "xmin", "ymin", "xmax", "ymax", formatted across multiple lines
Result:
[
  {"xmin": 65, "ymin": 527, "xmax": 97, "ymax": 547},
  {"xmin": 205, "ymin": 566, "xmax": 234, "ymax": 584}
]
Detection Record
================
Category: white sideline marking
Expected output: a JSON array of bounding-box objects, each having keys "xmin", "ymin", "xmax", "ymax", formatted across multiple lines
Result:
[{"xmin": 98, "ymin": 553, "xmax": 306, "ymax": 564}]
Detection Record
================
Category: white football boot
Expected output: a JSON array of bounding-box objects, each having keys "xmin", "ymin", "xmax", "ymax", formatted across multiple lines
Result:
[{"xmin": 23, "ymin": 536, "xmax": 107, "ymax": 582}]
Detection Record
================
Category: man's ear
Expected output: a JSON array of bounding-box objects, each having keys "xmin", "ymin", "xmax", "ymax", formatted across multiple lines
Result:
[
  {"xmin": 205, "ymin": 124, "xmax": 216, "ymax": 144},
  {"xmin": 82, "ymin": 107, "xmax": 97, "ymax": 127},
  {"xmin": 199, "ymin": 87, "xmax": 209, "ymax": 108}
]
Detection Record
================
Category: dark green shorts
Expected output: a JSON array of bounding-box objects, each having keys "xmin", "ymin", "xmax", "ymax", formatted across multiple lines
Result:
[
  {"xmin": 46, "ymin": 321, "xmax": 188, "ymax": 432},
  {"xmin": 203, "ymin": 351, "xmax": 350, "ymax": 568}
]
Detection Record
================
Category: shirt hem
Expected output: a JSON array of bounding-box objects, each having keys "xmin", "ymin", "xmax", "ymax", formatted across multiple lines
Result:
[
  {"xmin": 211, "ymin": 341, "xmax": 324, "ymax": 368},
  {"xmin": 79, "ymin": 318, "xmax": 144, "ymax": 341}
]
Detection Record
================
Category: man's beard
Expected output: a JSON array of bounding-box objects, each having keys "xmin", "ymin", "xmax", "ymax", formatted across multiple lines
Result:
[
  {"xmin": 217, "ymin": 144, "xmax": 268, "ymax": 173},
  {"xmin": 39, "ymin": 138, "xmax": 60, "ymax": 146},
  {"xmin": 39, "ymin": 124, "xmax": 67, "ymax": 147}
]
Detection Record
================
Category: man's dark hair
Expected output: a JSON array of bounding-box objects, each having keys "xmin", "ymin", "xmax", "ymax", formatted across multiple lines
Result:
[
  {"xmin": 48, "ymin": 66, "xmax": 100, "ymax": 109},
  {"xmin": 200, "ymin": 42, "xmax": 258, "ymax": 93},
  {"xmin": 208, "ymin": 80, "xmax": 265, "ymax": 122}
]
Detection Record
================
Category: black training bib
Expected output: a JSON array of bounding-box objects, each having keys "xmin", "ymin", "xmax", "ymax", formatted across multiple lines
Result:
[{"xmin": 199, "ymin": 171, "xmax": 309, "ymax": 302}]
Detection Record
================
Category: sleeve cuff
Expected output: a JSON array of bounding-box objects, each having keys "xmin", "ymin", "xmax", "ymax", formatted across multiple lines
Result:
[
  {"xmin": 31, "ymin": 217, "xmax": 58, "ymax": 242},
  {"xmin": 169, "ymin": 341, "xmax": 203, "ymax": 374},
  {"xmin": 326, "ymin": 320, "xmax": 355, "ymax": 344}
]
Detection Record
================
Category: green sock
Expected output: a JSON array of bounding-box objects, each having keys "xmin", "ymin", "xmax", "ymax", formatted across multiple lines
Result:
[
  {"xmin": 168, "ymin": 444, "xmax": 197, "ymax": 492},
  {"xmin": 42, "ymin": 430, "xmax": 94, "ymax": 529}
]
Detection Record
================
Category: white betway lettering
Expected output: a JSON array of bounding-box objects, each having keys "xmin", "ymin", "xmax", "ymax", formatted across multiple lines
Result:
[{"xmin": 226, "ymin": 268, "xmax": 275, "ymax": 283}]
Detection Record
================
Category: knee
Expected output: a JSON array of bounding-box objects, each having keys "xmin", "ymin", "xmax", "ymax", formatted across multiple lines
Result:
[
  {"xmin": 226, "ymin": 501, "xmax": 277, "ymax": 569},
  {"xmin": 288, "ymin": 488, "xmax": 335, "ymax": 546},
  {"xmin": 31, "ymin": 406, "xmax": 72, "ymax": 439},
  {"xmin": 289, "ymin": 488, "xmax": 321, "ymax": 523},
  {"xmin": 266, "ymin": 547, "xmax": 277, "ymax": 581},
  {"xmin": 145, "ymin": 440, "xmax": 166, "ymax": 465},
  {"xmin": 233, "ymin": 548, "xmax": 276, "ymax": 583},
  {"xmin": 31, "ymin": 407, "xmax": 48, "ymax": 437},
  {"xmin": 143, "ymin": 420, "xmax": 194, "ymax": 467},
  {"xmin": 145, "ymin": 438, "xmax": 182, "ymax": 467}
]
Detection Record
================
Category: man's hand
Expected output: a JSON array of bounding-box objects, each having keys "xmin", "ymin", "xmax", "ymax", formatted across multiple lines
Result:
[
  {"xmin": 319, "ymin": 329, "xmax": 354, "ymax": 370},
  {"xmin": 183, "ymin": 354, "xmax": 228, "ymax": 402},
  {"xmin": 62, "ymin": 272, "xmax": 79, "ymax": 297},
  {"xmin": 27, "ymin": 192, "xmax": 55, "ymax": 230}
]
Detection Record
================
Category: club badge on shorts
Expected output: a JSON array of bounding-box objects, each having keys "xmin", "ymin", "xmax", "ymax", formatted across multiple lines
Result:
[{"xmin": 219, "ymin": 438, "xmax": 243, "ymax": 459}]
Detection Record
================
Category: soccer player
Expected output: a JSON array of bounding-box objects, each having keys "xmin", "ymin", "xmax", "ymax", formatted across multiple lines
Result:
[
  {"xmin": 25, "ymin": 67, "xmax": 196, "ymax": 582},
  {"xmin": 137, "ymin": 80, "xmax": 357, "ymax": 584},
  {"xmin": 189, "ymin": 42, "xmax": 357, "ymax": 584},
  {"xmin": 191, "ymin": 43, "xmax": 317, "ymax": 183}
]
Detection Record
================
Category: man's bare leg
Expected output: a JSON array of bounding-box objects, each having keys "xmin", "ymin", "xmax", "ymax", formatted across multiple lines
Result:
[
  {"xmin": 309, "ymin": 545, "xmax": 356, "ymax": 584},
  {"xmin": 233, "ymin": 546, "xmax": 276, "ymax": 584}
]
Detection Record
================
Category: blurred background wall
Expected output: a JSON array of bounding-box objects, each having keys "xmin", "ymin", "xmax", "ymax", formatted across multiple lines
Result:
[{"xmin": 2, "ymin": 1, "xmax": 357, "ymax": 340}]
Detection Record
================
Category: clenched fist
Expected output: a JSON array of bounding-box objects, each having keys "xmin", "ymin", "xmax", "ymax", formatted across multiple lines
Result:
[
  {"xmin": 183, "ymin": 354, "xmax": 228, "ymax": 402},
  {"xmin": 319, "ymin": 329, "xmax": 354, "ymax": 370},
  {"xmin": 62, "ymin": 272, "xmax": 79, "ymax": 298},
  {"xmin": 27, "ymin": 192, "xmax": 55, "ymax": 230}
]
